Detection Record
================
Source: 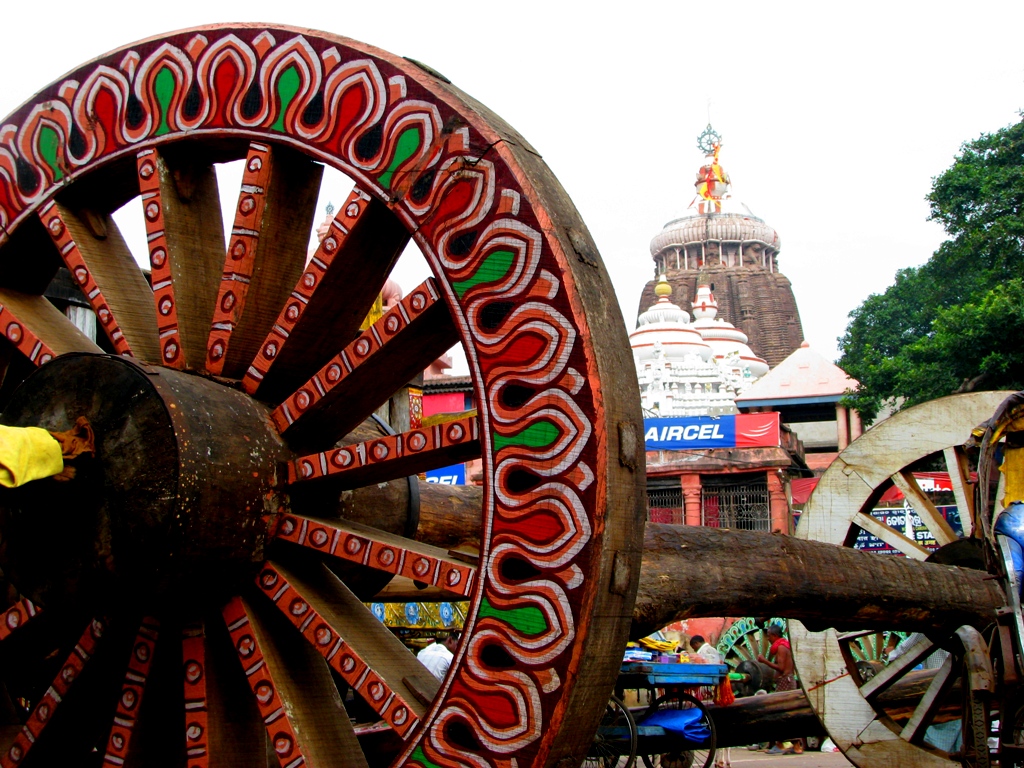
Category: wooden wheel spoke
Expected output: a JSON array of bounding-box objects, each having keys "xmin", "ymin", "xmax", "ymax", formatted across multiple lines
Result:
[
  {"xmin": 898, "ymin": 655, "xmax": 955, "ymax": 743},
  {"xmin": 275, "ymin": 514, "xmax": 476, "ymax": 597},
  {"xmin": 39, "ymin": 201, "xmax": 160, "ymax": 361},
  {"xmin": 0, "ymin": 598, "xmax": 39, "ymax": 643},
  {"xmin": 852, "ymin": 511, "xmax": 931, "ymax": 560},
  {"xmin": 241, "ymin": 187, "xmax": 409, "ymax": 401},
  {"xmin": 181, "ymin": 623, "xmax": 210, "ymax": 768},
  {"xmin": 0, "ymin": 287, "xmax": 101, "ymax": 365},
  {"xmin": 271, "ymin": 279, "xmax": 459, "ymax": 443},
  {"xmin": 860, "ymin": 634, "xmax": 935, "ymax": 700},
  {"xmin": 136, "ymin": 148, "xmax": 224, "ymax": 369},
  {"xmin": 890, "ymin": 470, "xmax": 957, "ymax": 547},
  {"xmin": 943, "ymin": 447, "xmax": 975, "ymax": 536},
  {"xmin": 288, "ymin": 415, "xmax": 480, "ymax": 489},
  {"xmin": 101, "ymin": 617, "xmax": 159, "ymax": 766},
  {"xmin": 256, "ymin": 561, "xmax": 435, "ymax": 737},
  {"xmin": 223, "ymin": 594, "xmax": 369, "ymax": 767},
  {"xmin": 206, "ymin": 143, "xmax": 322, "ymax": 377},
  {"xmin": 0, "ymin": 618, "xmax": 104, "ymax": 768}
]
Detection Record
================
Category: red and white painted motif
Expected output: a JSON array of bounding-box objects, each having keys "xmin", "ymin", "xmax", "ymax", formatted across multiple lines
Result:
[
  {"xmin": 222, "ymin": 597, "xmax": 308, "ymax": 768},
  {"xmin": 207, "ymin": 142, "xmax": 273, "ymax": 374},
  {"xmin": 1, "ymin": 619, "xmax": 104, "ymax": 768},
  {"xmin": 136, "ymin": 150, "xmax": 184, "ymax": 367},
  {"xmin": 288, "ymin": 415, "xmax": 478, "ymax": 485},
  {"xmin": 101, "ymin": 617, "xmax": 159, "ymax": 767},
  {"xmin": 38, "ymin": 201, "xmax": 134, "ymax": 356},
  {"xmin": 242, "ymin": 186, "xmax": 371, "ymax": 394},
  {"xmin": 275, "ymin": 515, "xmax": 476, "ymax": 597},
  {"xmin": 182, "ymin": 623, "xmax": 209, "ymax": 768},
  {"xmin": 0, "ymin": 597, "xmax": 39, "ymax": 643},
  {"xmin": 0, "ymin": 304, "xmax": 54, "ymax": 366},
  {"xmin": 255, "ymin": 565, "xmax": 418, "ymax": 738},
  {"xmin": 270, "ymin": 279, "xmax": 442, "ymax": 431}
]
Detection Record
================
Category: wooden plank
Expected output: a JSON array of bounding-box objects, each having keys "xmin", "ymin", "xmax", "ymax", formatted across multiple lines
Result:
[
  {"xmin": 39, "ymin": 201, "xmax": 160, "ymax": 361},
  {"xmin": 206, "ymin": 143, "xmax": 322, "ymax": 377},
  {"xmin": 853, "ymin": 511, "xmax": 931, "ymax": 560},
  {"xmin": 891, "ymin": 469, "xmax": 957, "ymax": 547},
  {"xmin": 136, "ymin": 149, "xmax": 224, "ymax": 369},
  {"xmin": 100, "ymin": 617, "xmax": 159, "ymax": 767},
  {"xmin": 274, "ymin": 514, "xmax": 477, "ymax": 597},
  {"xmin": 943, "ymin": 447, "xmax": 974, "ymax": 537},
  {"xmin": 241, "ymin": 188, "xmax": 409, "ymax": 401},
  {"xmin": 0, "ymin": 618, "xmax": 104, "ymax": 768},
  {"xmin": 223, "ymin": 595, "xmax": 368, "ymax": 768},
  {"xmin": 288, "ymin": 415, "xmax": 479, "ymax": 490},
  {"xmin": 256, "ymin": 561, "xmax": 436, "ymax": 736},
  {"xmin": 271, "ymin": 279, "xmax": 458, "ymax": 446},
  {"xmin": 0, "ymin": 286, "xmax": 101, "ymax": 364},
  {"xmin": 899, "ymin": 656, "xmax": 954, "ymax": 743}
]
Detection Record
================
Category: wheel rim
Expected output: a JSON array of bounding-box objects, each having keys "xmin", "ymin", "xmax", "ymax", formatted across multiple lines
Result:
[
  {"xmin": 0, "ymin": 25, "xmax": 645, "ymax": 768},
  {"xmin": 791, "ymin": 392, "xmax": 1011, "ymax": 768}
]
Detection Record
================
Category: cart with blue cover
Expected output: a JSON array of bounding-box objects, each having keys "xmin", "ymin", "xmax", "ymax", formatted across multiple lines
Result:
[{"xmin": 586, "ymin": 662, "xmax": 726, "ymax": 768}]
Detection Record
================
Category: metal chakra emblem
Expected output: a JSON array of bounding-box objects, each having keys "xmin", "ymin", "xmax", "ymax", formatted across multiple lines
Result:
[{"xmin": 697, "ymin": 123, "xmax": 722, "ymax": 154}]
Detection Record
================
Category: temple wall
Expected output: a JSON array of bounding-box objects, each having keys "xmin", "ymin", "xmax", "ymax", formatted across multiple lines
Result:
[{"xmin": 637, "ymin": 265, "xmax": 804, "ymax": 368}]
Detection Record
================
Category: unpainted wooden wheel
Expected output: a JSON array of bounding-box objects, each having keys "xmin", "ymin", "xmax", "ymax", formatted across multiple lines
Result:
[
  {"xmin": 0, "ymin": 25, "xmax": 645, "ymax": 768},
  {"xmin": 791, "ymin": 392, "xmax": 1010, "ymax": 768}
]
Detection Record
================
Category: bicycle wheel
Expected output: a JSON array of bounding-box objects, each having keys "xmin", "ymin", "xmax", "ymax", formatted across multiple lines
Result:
[
  {"xmin": 584, "ymin": 695, "xmax": 638, "ymax": 768},
  {"xmin": 641, "ymin": 692, "xmax": 716, "ymax": 768}
]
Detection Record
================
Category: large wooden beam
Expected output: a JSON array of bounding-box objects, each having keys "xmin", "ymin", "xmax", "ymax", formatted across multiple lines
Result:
[
  {"xmin": 409, "ymin": 493, "xmax": 1003, "ymax": 637},
  {"xmin": 630, "ymin": 523, "xmax": 1003, "ymax": 639}
]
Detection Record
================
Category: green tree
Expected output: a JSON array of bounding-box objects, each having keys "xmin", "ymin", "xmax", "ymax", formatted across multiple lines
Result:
[{"xmin": 839, "ymin": 115, "xmax": 1024, "ymax": 422}]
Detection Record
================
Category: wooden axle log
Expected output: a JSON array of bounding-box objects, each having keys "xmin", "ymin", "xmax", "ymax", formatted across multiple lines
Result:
[
  {"xmin": 631, "ymin": 524, "xmax": 1003, "ymax": 639},
  {"xmin": 709, "ymin": 669, "xmax": 953, "ymax": 748},
  {"xmin": 409, "ymin": 493, "xmax": 1003, "ymax": 637}
]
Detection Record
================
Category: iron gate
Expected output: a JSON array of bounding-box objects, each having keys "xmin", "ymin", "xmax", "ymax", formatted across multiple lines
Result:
[{"xmin": 701, "ymin": 473, "xmax": 771, "ymax": 530}]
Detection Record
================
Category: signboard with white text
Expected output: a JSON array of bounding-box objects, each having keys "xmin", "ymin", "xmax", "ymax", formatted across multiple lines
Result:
[{"xmin": 643, "ymin": 413, "xmax": 780, "ymax": 450}]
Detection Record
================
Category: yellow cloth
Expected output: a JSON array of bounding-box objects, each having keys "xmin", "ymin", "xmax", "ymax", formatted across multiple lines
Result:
[
  {"xmin": 1002, "ymin": 444, "xmax": 1024, "ymax": 506},
  {"xmin": 359, "ymin": 294, "xmax": 385, "ymax": 332},
  {"xmin": 0, "ymin": 425, "xmax": 63, "ymax": 488}
]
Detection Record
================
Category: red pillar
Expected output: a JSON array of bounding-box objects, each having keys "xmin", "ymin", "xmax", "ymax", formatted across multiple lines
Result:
[
  {"xmin": 681, "ymin": 474, "xmax": 702, "ymax": 527},
  {"xmin": 767, "ymin": 471, "xmax": 789, "ymax": 533}
]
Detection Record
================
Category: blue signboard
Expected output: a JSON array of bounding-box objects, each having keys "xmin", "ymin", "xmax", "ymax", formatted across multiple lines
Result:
[
  {"xmin": 425, "ymin": 464, "xmax": 466, "ymax": 485},
  {"xmin": 643, "ymin": 413, "xmax": 779, "ymax": 450}
]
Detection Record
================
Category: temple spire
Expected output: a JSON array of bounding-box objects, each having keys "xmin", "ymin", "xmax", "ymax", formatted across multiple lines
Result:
[{"xmin": 693, "ymin": 124, "xmax": 730, "ymax": 214}]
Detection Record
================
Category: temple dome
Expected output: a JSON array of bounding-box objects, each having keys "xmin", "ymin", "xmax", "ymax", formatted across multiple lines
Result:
[
  {"xmin": 690, "ymin": 282, "xmax": 770, "ymax": 379},
  {"xmin": 651, "ymin": 212, "xmax": 781, "ymax": 257},
  {"xmin": 629, "ymin": 277, "xmax": 711, "ymax": 364}
]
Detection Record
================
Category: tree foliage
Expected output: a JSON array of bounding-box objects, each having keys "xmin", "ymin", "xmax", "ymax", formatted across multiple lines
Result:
[{"xmin": 839, "ymin": 115, "xmax": 1024, "ymax": 421}]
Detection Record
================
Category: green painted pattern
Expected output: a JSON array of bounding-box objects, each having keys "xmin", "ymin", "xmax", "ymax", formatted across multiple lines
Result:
[
  {"xmin": 478, "ymin": 597, "xmax": 547, "ymax": 636},
  {"xmin": 493, "ymin": 420, "xmax": 560, "ymax": 452},
  {"xmin": 38, "ymin": 126, "xmax": 63, "ymax": 182},
  {"xmin": 271, "ymin": 65, "xmax": 302, "ymax": 133},
  {"xmin": 452, "ymin": 249, "xmax": 515, "ymax": 298},
  {"xmin": 377, "ymin": 126, "xmax": 421, "ymax": 189},
  {"xmin": 410, "ymin": 746, "xmax": 441, "ymax": 768},
  {"xmin": 153, "ymin": 68, "xmax": 176, "ymax": 136}
]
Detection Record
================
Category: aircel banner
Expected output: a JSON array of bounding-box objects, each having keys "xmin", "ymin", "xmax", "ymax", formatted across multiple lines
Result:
[{"xmin": 643, "ymin": 413, "xmax": 780, "ymax": 450}]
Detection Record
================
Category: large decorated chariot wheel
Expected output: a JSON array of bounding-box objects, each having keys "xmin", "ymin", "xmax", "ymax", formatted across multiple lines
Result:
[
  {"xmin": 0, "ymin": 25, "xmax": 645, "ymax": 768},
  {"xmin": 791, "ymin": 392, "xmax": 1011, "ymax": 767}
]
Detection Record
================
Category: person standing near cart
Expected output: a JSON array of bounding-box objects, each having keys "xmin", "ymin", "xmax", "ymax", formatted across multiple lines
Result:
[{"xmin": 757, "ymin": 623, "xmax": 804, "ymax": 755}]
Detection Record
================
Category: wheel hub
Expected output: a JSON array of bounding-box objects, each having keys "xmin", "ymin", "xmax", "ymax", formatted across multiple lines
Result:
[{"xmin": 0, "ymin": 353, "xmax": 286, "ymax": 611}]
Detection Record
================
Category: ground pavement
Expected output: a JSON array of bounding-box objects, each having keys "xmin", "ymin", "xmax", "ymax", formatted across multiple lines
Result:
[{"xmin": 725, "ymin": 747, "xmax": 851, "ymax": 767}]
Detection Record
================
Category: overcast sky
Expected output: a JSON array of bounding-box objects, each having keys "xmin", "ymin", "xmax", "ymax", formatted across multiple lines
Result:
[{"xmin": 2, "ymin": 1, "xmax": 1023, "ymax": 369}]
